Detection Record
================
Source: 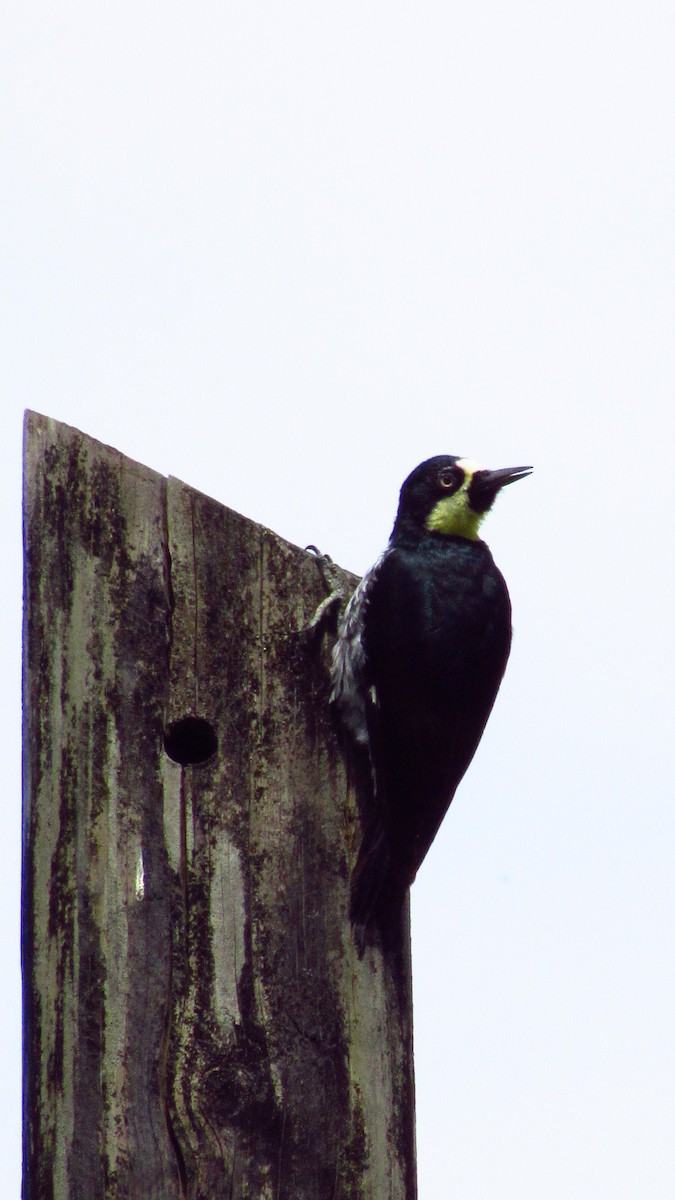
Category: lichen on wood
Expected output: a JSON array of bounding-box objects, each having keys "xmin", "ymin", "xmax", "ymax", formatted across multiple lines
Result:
[{"xmin": 22, "ymin": 412, "xmax": 417, "ymax": 1200}]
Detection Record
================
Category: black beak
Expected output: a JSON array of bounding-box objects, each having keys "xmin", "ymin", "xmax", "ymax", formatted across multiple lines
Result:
[{"xmin": 468, "ymin": 465, "xmax": 533, "ymax": 513}]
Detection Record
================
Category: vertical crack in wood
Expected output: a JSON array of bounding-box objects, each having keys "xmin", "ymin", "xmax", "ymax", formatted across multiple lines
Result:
[
  {"xmin": 178, "ymin": 770, "xmax": 190, "ymax": 961},
  {"xmin": 190, "ymin": 497, "xmax": 199, "ymax": 714},
  {"xmin": 159, "ymin": 933, "xmax": 188, "ymax": 1200}
]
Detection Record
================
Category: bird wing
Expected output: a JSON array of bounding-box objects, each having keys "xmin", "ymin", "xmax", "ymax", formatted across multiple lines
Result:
[
  {"xmin": 330, "ymin": 549, "xmax": 390, "ymax": 747},
  {"xmin": 358, "ymin": 543, "xmax": 511, "ymax": 879}
]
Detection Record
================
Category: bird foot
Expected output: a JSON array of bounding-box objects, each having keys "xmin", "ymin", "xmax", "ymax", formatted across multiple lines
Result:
[{"xmin": 303, "ymin": 545, "xmax": 346, "ymax": 635}]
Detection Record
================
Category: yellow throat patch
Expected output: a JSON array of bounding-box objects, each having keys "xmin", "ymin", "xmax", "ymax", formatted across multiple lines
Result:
[{"xmin": 425, "ymin": 459, "xmax": 486, "ymax": 540}]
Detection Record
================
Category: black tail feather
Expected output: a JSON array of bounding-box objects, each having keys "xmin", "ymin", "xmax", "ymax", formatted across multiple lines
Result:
[{"xmin": 350, "ymin": 820, "xmax": 407, "ymax": 951}]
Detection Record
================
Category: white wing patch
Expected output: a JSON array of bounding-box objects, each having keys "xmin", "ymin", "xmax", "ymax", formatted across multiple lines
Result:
[{"xmin": 330, "ymin": 550, "xmax": 388, "ymax": 746}]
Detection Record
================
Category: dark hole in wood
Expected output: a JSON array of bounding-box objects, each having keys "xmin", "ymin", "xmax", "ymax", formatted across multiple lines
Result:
[{"xmin": 164, "ymin": 717, "xmax": 218, "ymax": 765}]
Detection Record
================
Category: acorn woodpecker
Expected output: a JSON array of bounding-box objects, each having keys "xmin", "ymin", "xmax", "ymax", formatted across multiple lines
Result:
[{"xmin": 331, "ymin": 455, "xmax": 531, "ymax": 946}]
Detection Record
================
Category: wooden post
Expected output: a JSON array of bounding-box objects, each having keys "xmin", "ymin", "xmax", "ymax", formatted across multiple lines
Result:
[{"xmin": 22, "ymin": 412, "xmax": 416, "ymax": 1200}]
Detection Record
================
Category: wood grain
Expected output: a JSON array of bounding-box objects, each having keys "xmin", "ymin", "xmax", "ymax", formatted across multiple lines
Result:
[{"xmin": 22, "ymin": 412, "xmax": 416, "ymax": 1200}]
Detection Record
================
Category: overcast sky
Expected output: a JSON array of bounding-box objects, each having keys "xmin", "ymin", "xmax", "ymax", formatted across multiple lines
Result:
[{"xmin": 3, "ymin": 2, "xmax": 675, "ymax": 1195}]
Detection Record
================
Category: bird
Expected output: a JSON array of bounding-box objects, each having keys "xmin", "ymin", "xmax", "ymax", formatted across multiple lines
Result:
[{"xmin": 330, "ymin": 454, "xmax": 531, "ymax": 947}]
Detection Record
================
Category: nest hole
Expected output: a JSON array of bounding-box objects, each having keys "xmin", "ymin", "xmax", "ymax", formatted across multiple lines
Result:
[{"xmin": 163, "ymin": 717, "xmax": 218, "ymax": 766}]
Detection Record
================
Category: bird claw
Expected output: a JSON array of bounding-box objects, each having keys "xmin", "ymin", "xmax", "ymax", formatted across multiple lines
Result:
[{"xmin": 303, "ymin": 545, "xmax": 346, "ymax": 635}]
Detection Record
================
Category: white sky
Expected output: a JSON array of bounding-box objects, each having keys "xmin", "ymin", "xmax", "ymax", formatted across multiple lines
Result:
[{"xmin": 2, "ymin": 2, "xmax": 675, "ymax": 1195}]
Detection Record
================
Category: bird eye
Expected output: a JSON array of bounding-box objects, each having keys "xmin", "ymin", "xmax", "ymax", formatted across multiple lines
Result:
[{"xmin": 437, "ymin": 466, "xmax": 462, "ymax": 491}]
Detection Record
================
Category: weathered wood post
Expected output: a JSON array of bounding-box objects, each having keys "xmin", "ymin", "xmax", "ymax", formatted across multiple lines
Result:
[{"xmin": 22, "ymin": 412, "xmax": 416, "ymax": 1199}]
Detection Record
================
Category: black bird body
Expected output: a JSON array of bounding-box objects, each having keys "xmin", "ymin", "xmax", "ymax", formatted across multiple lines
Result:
[{"xmin": 331, "ymin": 455, "xmax": 530, "ymax": 942}]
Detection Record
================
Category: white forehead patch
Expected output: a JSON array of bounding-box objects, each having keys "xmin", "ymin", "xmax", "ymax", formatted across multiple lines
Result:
[{"xmin": 456, "ymin": 458, "xmax": 483, "ymax": 479}]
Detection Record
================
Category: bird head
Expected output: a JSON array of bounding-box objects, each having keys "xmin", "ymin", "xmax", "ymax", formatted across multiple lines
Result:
[{"xmin": 392, "ymin": 455, "xmax": 532, "ymax": 543}]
